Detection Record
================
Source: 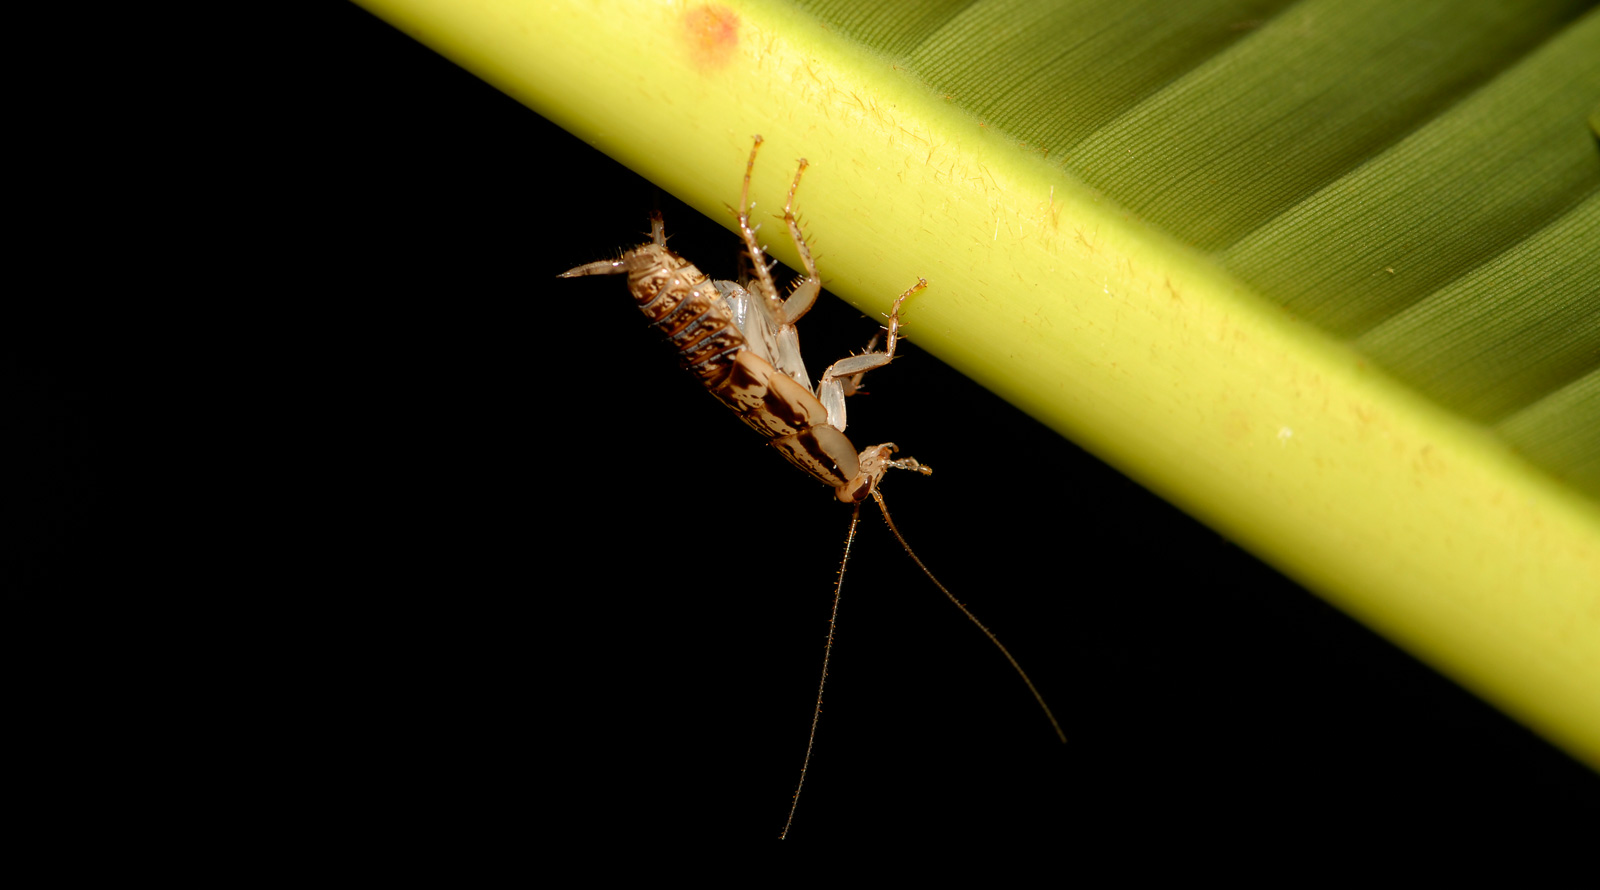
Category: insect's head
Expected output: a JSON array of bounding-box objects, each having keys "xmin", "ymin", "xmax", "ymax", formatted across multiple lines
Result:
[
  {"xmin": 839, "ymin": 442, "xmax": 930, "ymax": 503},
  {"xmin": 837, "ymin": 474, "xmax": 877, "ymax": 504}
]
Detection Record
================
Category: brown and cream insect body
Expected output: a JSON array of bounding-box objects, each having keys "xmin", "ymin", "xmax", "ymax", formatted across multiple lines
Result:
[
  {"xmin": 560, "ymin": 136, "xmax": 1062, "ymax": 839},
  {"xmin": 561, "ymin": 136, "xmax": 928, "ymax": 505}
]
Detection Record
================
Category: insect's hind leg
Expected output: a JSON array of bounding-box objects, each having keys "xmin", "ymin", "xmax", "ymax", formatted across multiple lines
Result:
[
  {"xmin": 816, "ymin": 278, "xmax": 927, "ymax": 432},
  {"xmin": 778, "ymin": 160, "xmax": 821, "ymax": 325},
  {"xmin": 734, "ymin": 136, "xmax": 785, "ymax": 316}
]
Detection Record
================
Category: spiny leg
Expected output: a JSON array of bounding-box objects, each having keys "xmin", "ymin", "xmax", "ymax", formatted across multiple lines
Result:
[
  {"xmin": 838, "ymin": 332, "xmax": 881, "ymax": 398},
  {"xmin": 820, "ymin": 278, "xmax": 926, "ymax": 384},
  {"xmin": 874, "ymin": 277, "xmax": 926, "ymax": 366},
  {"xmin": 735, "ymin": 136, "xmax": 783, "ymax": 311},
  {"xmin": 815, "ymin": 278, "xmax": 927, "ymax": 432},
  {"xmin": 778, "ymin": 160, "xmax": 821, "ymax": 325}
]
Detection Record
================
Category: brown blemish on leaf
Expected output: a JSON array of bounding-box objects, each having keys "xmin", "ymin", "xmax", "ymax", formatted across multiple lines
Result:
[{"xmin": 683, "ymin": 4, "xmax": 738, "ymax": 69}]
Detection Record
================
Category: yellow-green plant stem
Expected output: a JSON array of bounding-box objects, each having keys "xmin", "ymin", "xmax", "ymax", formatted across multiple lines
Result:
[{"xmin": 355, "ymin": 0, "xmax": 1600, "ymax": 767}]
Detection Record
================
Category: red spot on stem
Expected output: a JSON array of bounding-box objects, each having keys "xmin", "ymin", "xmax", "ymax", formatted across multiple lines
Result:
[{"xmin": 683, "ymin": 5, "xmax": 738, "ymax": 69}]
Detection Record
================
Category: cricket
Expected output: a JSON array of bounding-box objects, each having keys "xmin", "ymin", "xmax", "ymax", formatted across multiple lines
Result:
[{"xmin": 560, "ymin": 135, "xmax": 1064, "ymax": 839}]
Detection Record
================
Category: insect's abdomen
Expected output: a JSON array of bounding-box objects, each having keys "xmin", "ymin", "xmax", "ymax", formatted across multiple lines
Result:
[
  {"xmin": 632, "ymin": 245, "xmax": 746, "ymax": 387},
  {"xmin": 628, "ymin": 244, "xmax": 861, "ymax": 491},
  {"xmin": 713, "ymin": 351, "xmax": 860, "ymax": 489}
]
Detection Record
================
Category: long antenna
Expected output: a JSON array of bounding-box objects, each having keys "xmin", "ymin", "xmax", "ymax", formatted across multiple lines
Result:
[
  {"xmin": 872, "ymin": 489, "xmax": 1067, "ymax": 745},
  {"xmin": 780, "ymin": 503, "xmax": 862, "ymax": 840}
]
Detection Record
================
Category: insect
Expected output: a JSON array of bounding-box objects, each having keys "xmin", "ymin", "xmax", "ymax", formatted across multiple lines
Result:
[{"xmin": 560, "ymin": 136, "xmax": 1063, "ymax": 839}]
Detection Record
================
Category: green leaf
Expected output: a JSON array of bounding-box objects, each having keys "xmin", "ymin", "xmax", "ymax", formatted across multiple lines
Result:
[{"xmin": 353, "ymin": 0, "xmax": 1600, "ymax": 771}]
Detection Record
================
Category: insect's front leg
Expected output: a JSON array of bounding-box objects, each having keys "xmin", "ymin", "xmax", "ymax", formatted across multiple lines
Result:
[{"xmin": 817, "ymin": 278, "xmax": 926, "ymax": 433}]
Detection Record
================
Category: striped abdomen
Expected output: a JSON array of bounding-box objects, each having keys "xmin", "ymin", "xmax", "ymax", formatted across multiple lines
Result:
[
  {"xmin": 624, "ymin": 243, "xmax": 862, "ymax": 493},
  {"xmin": 629, "ymin": 243, "xmax": 746, "ymax": 387}
]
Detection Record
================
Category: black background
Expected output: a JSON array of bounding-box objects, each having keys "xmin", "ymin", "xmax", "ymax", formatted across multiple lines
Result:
[{"xmin": 12, "ymin": 3, "xmax": 1594, "ymax": 843}]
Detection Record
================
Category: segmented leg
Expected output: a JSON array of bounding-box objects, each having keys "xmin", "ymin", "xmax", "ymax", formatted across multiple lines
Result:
[
  {"xmin": 735, "ymin": 136, "xmax": 784, "ymax": 317},
  {"xmin": 816, "ymin": 278, "xmax": 927, "ymax": 432},
  {"xmin": 735, "ymin": 137, "xmax": 822, "ymax": 329},
  {"xmin": 837, "ymin": 332, "xmax": 881, "ymax": 399},
  {"xmin": 778, "ymin": 161, "xmax": 821, "ymax": 325}
]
